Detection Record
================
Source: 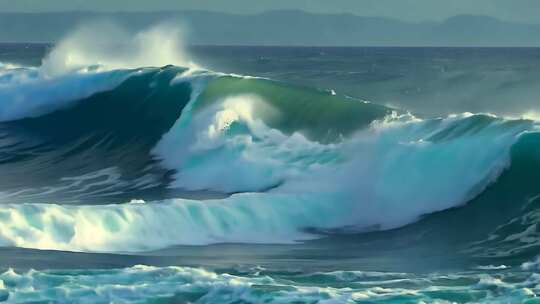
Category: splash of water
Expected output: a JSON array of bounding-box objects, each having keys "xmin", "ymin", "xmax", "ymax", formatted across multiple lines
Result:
[
  {"xmin": 0, "ymin": 22, "xmax": 198, "ymax": 122},
  {"xmin": 41, "ymin": 21, "xmax": 198, "ymax": 76}
]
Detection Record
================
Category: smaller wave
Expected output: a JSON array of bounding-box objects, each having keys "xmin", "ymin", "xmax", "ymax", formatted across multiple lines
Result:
[{"xmin": 0, "ymin": 67, "xmax": 130, "ymax": 121}]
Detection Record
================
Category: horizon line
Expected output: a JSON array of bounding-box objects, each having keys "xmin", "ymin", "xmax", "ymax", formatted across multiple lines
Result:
[
  {"xmin": 0, "ymin": 9, "xmax": 534, "ymax": 25},
  {"xmin": 2, "ymin": 42, "xmax": 540, "ymax": 49}
]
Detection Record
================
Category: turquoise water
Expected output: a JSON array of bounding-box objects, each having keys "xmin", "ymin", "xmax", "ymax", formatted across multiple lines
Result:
[
  {"xmin": 2, "ymin": 264, "xmax": 540, "ymax": 303},
  {"xmin": 1, "ymin": 44, "xmax": 540, "ymax": 303}
]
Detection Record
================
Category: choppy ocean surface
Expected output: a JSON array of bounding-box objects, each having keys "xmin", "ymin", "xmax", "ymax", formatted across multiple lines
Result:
[{"xmin": 1, "ymin": 27, "xmax": 540, "ymax": 303}]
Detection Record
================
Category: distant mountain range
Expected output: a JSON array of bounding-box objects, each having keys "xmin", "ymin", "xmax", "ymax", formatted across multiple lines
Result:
[{"xmin": 1, "ymin": 10, "xmax": 540, "ymax": 46}]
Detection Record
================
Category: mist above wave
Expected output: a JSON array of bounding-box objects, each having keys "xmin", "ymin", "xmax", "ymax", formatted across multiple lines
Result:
[{"xmin": 41, "ymin": 21, "xmax": 198, "ymax": 76}]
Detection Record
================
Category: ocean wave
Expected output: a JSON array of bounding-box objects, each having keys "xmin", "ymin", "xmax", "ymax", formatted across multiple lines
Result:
[{"xmin": 0, "ymin": 67, "xmax": 537, "ymax": 252}]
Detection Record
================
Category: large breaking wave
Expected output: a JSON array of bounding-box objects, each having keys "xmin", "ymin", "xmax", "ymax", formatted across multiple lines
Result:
[{"xmin": 0, "ymin": 25, "xmax": 539, "ymax": 255}]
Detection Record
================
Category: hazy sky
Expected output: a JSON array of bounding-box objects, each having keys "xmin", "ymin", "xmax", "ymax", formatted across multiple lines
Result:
[{"xmin": 0, "ymin": 0, "xmax": 539, "ymax": 23}]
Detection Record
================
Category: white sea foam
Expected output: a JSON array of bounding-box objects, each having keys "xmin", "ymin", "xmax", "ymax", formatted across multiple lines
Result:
[{"xmin": 1, "ymin": 266, "xmax": 537, "ymax": 304}]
